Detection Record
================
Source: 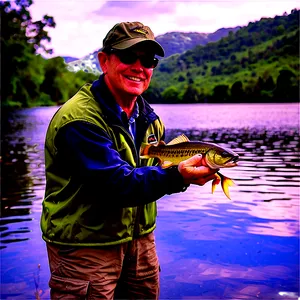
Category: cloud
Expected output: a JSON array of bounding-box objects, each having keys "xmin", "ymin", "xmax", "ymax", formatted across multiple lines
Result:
[
  {"xmin": 91, "ymin": 1, "xmax": 174, "ymax": 18},
  {"xmin": 29, "ymin": 0, "xmax": 299, "ymax": 57}
]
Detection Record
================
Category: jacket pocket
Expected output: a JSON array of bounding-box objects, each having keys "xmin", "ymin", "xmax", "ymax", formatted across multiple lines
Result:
[{"xmin": 49, "ymin": 274, "xmax": 89, "ymax": 296}]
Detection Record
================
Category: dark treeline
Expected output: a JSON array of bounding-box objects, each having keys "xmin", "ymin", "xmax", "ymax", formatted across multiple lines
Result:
[
  {"xmin": 1, "ymin": 1, "xmax": 299, "ymax": 108},
  {"xmin": 1, "ymin": 0, "xmax": 98, "ymax": 108}
]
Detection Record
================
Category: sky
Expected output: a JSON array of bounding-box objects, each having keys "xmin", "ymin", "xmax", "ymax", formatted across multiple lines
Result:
[{"xmin": 29, "ymin": 0, "xmax": 299, "ymax": 58}]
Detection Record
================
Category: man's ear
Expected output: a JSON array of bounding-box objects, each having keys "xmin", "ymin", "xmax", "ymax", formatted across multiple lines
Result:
[{"xmin": 98, "ymin": 52, "xmax": 108, "ymax": 74}]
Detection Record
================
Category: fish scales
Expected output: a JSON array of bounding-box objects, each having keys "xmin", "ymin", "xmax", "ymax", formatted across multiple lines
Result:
[{"xmin": 149, "ymin": 142, "xmax": 214, "ymax": 159}]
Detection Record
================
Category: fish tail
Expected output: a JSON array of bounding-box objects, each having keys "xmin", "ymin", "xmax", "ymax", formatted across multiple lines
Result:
[
  {"xmin": 212, "ymin": 173, "xmax": 221, "ymax": 194},
  {"xmin": 219, "ymin": 173, "xmax": 235, "ymax": 200}
]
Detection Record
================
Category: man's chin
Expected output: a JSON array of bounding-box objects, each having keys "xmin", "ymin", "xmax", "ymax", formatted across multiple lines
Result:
[{"xmin": 125, "ymin": 88, "xmax": 145, "ymax": 97}]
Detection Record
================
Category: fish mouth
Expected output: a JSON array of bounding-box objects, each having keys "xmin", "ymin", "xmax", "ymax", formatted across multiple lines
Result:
[{"xmin": 224, "ymin": 155, "xmax": 239, "ymax": 167}]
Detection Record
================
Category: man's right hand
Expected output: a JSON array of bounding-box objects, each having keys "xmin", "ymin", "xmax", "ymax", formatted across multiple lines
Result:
[{"xmin": 178, "ymin": 154, "xmax": 220, "ymax": 186}]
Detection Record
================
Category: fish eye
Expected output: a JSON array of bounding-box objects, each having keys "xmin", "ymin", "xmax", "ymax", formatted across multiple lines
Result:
[{"xmin": 221, "ymin": 151, "xmax": 228, "ymax": 157}]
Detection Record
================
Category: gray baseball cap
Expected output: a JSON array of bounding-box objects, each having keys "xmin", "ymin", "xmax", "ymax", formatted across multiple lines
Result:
[{"xmin": 102, "ymin": 21, "xmax": 165, "ymax": 57}]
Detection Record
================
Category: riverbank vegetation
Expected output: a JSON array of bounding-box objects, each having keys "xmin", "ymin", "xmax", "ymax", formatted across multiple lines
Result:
[
  {"xmin": 1, "ymin": 1, "xmax": 299, "ymax": 108},
  {"xmin": 145, "ymin": 9, "xmax": 299, "ymax": 103},
  {"xmin": 1, "ymin": 0, "xmax": 97, "ymax": 108}
]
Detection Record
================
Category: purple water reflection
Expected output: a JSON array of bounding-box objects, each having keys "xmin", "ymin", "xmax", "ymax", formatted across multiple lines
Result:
[
  {"xmin": 0, "ymin": 104, "xmax": 299, "ymax": 299},
  {"xmin": 156, "ymin": 192, "xmax": 299, "ymax": 299}
]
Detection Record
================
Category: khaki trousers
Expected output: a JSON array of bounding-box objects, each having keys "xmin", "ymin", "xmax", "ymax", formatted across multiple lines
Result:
[{"xmin": 46, "ymin": 232, "xmax": 160, "ymax": 300}]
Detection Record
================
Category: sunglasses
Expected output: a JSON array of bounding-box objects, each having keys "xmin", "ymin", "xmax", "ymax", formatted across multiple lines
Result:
[{"xmin": 108, "ymin": 49, "xmax": 159, "ymax": 69}]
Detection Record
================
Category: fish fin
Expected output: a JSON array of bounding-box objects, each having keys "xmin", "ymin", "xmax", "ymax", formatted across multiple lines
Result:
[
  {"xmin": 140, "ymin": 140, "xmax": 165, "ymax": 155},
  {"xmin": 167, "ymin": 134, "xmax": 190, "ymax": 145},
  {"xmin": 140, "ymin": 142, "xmax": 152, "ymax": 157},
  {"xmin": 219, "ymin": 173, "xmax": 235, "ymax": 200},
  {"xmin": 161, "ymin": 161, "xmax": 174, "ymax": 169},
  {"xmin": 212, "ymin": 173, "xmax": 221, "ymax": 194}
]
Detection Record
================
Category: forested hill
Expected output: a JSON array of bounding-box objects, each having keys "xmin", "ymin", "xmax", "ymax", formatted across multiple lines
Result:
[
  {"xmin": 155, "ymin": 26, "xmax": 241, "ymax": 58},
  {"xmin": 144, "ymin": 9, "xmax": 299, "ymax": 104},
  {"xmin": 66, "ymin": 26, "xmax": 241, "ymax": 71},
  {"xmin": 2, "ymin": 0, "xmax": 299, "ymax": 108}
]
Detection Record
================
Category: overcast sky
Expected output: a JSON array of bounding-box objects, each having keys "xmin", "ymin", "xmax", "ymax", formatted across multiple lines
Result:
[{"xmin": 29, "ymin": 0, "xmax": 299, "ymax": 58}]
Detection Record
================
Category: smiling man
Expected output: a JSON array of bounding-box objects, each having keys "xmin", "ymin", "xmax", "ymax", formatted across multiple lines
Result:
[{"xmin": 41, "ymin": 21, "xmax": 219, "ymax": 299}]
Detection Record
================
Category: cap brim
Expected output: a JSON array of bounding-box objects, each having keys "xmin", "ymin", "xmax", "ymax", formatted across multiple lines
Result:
[{"xmin": 112, "ymin": 38, "xmax": 165, "ymax": 57}]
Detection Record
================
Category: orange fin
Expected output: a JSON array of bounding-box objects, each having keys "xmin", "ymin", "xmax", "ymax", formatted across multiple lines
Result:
[
  {"xmin": 161, "ymin": 161, "xmax": 174, "ymax": 169},
  {"xmin": 167, "ymin": 134, "xmax": 190, "ymax": 145},
  {"xmin": 140, "ymin": 140, "xmax": 165, "ymax": 158},
  {"xmin": 212, "ymin": 173, "xmax": 221, "ymax": 194},
  {"xmin": 219, "ymin": 173, "xmax": 235, "ymax": 200},
  {"xmin": 140, "ymin": 142, "xmax": 151, "ymax": 157}
]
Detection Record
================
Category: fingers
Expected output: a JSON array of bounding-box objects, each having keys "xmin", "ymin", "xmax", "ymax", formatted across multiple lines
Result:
[
  {"xmin": 187, "ymin": 165, "xmax": 218, "ymax": 177},
  {"xmin": 189, "ymin": 172, "xmax": 219, "ymax": 186},
  {"xmin": 178, "ymin": 154, "xmax": 219, "ymax": 186},
  {"xmin": 178, "ymin": 154, "xmax": 203, "ymax": 170},
  {"xmin": 178, "ymin": 154, "xmax": 207, "ymax": 172}
]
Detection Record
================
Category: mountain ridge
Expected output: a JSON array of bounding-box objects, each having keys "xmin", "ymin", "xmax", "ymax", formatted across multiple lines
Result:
[
  {"xmin": 63, "ymin": 8, "xmax": 299, "ymax": 105},
  {"xmin": 64, "ymin": 26, "xmax": 242, "ymax": 74}
]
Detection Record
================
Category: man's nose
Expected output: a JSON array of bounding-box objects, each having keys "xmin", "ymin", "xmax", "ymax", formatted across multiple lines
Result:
[{"xmin": 131, "ymin": 58, "xmax": 143, "ymax": 70}]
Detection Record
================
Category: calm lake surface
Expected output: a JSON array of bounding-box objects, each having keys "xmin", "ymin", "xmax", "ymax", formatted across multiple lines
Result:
[{"xmin": 1, "ymin": 103, "xmax": 299, "ymax": 300}]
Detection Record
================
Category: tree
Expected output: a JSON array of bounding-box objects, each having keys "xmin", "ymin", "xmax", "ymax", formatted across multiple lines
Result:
[
  {"xmin": 144, "ymin": 82, "xmax": 163, "ymax": 103},
  {"xmin": 264, "ymin": 76, "xmax": 275, "ymax": 91},
  {"xmin": 162, "ymin": 86, "xmax": 180, "ymax": 103},
  {"xmin": 1, "ymin": 0, "xmax": 56, "ymax": 106},
  {"xmin": 212, "ymin": 85, "xmax": 229, "ymax": 102},
  {"xmin": 40, "ymin": 57, "xmax": 68, "ymax": 103},
  {"xmin": 230, "ymin": 81, "xmax": 245, "ymax": 103},
  {"xmin": 274, "ymin": 69, "xmax": 297, "ymax": 101},
  {"xmin": 1, "ymin": 0, "xmax": 56, "ymax": 54},
  {"xmin": 253, "ymin": 76, "xmax": 265, "ymax": 100},
  {"xmin": 182, "ymin": 85, "xmax": 200, "ymax": 103}
]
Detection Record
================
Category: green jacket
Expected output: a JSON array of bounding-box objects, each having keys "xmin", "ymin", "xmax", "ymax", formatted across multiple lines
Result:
[{"xmin": 41, "ymin": 75, "xmax": 186, "ymax": 246}]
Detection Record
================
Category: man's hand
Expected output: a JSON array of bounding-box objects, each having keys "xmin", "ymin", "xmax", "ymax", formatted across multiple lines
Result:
[{"xmin": 178, "ymin": 154, "xmax": 220, "ymax": 186}]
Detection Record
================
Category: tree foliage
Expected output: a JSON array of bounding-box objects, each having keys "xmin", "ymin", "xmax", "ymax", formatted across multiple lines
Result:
[
  {"xmin": 148, "ymin": 9, "xmax": 299, "ymax": 104},
  {"xmin": 2, "ymin": 2, "xmax": 299, "ymax": 107},
  {"xmin": 1, "ymin": 0, "xmax": 98, "ymax": 108}
]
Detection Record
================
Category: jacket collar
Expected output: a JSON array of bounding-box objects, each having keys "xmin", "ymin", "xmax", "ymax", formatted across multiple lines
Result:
[{"xmin": 90, "ymin": 74, "xmax": 158, "ymax": 125}]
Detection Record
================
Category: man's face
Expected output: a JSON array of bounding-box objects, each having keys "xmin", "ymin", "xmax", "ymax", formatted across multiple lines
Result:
[{"xmin": 100, "ymin": 45, "xmax": 157, "ymax": 98}]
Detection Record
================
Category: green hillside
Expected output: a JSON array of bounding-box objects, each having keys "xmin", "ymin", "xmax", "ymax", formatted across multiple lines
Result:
[
  {"xmin": 155, "ymin": 27, "xmax": 241, "ymax": 58},
  {"xmin": 1, "ymin": 0, "xmax": 298, "ymax": 108},
  {"xmin": 65, "ymin": 27, "xmax": 242, "ymax": 75},
  {"xmin": 145, "ymin": 9, "xmax": 299, "ymax": 104}
]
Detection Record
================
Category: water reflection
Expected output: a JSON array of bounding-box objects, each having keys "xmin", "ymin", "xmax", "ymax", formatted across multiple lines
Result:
[
  {"xmin": 157, "ymin": 198, "xmax": 299, "ymax": 299},
  {"xmin": 157, "ymin": 126, "xmax": 299, "ymax": 299},
  {"xmin": 162, "ymin": 128, "xmax": 299, "ymax": 240},
  {"xmin": 0, "ymin": 105, "xmax": 299, "ymax": 299}
]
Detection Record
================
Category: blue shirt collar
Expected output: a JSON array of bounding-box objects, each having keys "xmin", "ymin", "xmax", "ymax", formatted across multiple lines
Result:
[{"xmin": 116, "ymin": 102, "xmax": 139, "ymax": 123}]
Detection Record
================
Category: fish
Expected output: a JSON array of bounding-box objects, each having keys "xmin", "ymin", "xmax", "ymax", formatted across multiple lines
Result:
[{"xmin": 140, "ymin": 134, "xmax": 239, "ymax": 200}]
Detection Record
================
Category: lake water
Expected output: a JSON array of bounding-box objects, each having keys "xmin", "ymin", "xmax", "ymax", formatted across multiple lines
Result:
[{"xmin": 1, "ymin": 103, "xmax": 299, "ymax": 299}]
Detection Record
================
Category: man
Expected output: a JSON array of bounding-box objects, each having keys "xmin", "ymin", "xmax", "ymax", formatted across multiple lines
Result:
[{"xmin": 41, "ymin": 21, "xmax": 219, "ymax": 299}]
